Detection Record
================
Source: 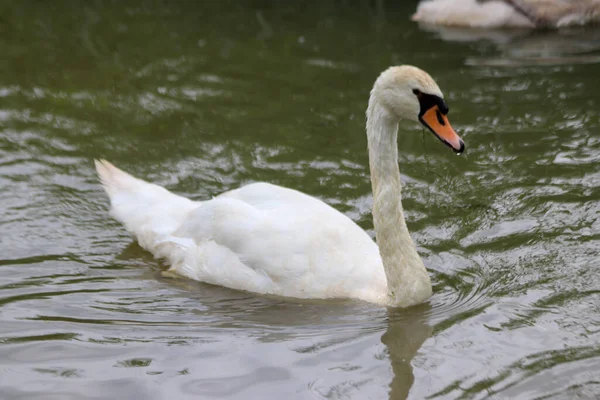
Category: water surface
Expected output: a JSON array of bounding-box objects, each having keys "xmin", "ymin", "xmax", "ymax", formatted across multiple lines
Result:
[{"xmin": 1, "ymin": 1, "xmax": 599, "ymax": 399}]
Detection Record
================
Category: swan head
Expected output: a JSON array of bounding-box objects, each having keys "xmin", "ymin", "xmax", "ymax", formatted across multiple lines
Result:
[{"xmin": 371, "ymin": 65, "xmax": 464, "ymax": 153}]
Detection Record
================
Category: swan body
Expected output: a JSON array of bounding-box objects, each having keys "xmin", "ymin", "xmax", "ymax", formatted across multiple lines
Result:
[
  {"xmin": 413, "ymin": 0, "xmax": 600, "ymax": 29},
  {"xmin": 96, "ymin": 66, "xmax": 464, "ymax": 308}
]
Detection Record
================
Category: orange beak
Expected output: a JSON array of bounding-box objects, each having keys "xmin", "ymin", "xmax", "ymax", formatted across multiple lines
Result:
[{"xmin": 419, "ymin": 105, "xmax": 465, "ymax": 153}]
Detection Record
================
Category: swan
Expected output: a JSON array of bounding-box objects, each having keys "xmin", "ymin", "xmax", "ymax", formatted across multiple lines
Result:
[
  {"xmin": 95, "ymin": 65, "xmax": 465, "ymax": 308},
  {"xmin": 412, "ymin": 0, "xmax": 600, "ymax": 29}
]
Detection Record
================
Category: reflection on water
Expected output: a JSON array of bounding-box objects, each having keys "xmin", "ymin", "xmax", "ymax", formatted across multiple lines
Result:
[
  {"xmin": 418, "ymin": 23, "xmax": 600, "ymax": 66},
  {"xmin": 1, "ymin": 1, "xmax": 600, "ymax": 399},
  {"xmin": 384, "ymin": 307, "xmax": 432, "ymax": 400}
]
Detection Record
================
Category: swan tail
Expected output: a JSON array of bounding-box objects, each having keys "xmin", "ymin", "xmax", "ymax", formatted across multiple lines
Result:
[{"xmin": 94, "ymin": 159, "xmax": 198, "ymax": 256}]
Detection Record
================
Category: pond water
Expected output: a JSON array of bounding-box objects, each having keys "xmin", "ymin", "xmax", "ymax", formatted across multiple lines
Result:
[{"xmin": 1, "ymin": 1, "xmax": 599, "ymax": 399}]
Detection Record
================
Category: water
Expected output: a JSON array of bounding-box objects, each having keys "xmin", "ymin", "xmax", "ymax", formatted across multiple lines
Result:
[{"xmin": 1, "ymin": 1, "xmax": 599, "ymax": 399}]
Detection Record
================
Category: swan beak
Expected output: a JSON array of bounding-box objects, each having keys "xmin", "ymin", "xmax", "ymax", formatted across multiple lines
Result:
[{"xmin": 419, "ymin": 106, "xmax": 465, "ymax": 154}]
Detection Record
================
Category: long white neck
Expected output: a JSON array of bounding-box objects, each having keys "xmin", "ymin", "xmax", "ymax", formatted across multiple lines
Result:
[{"xmin": 366, "ymin": 95, "xmax": 432, "ymax": 307}]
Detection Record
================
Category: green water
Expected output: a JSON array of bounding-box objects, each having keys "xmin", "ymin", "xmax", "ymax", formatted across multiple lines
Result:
[{"xmin": 1, "ymin": 1, "xmax": 599, "ymax": 399}]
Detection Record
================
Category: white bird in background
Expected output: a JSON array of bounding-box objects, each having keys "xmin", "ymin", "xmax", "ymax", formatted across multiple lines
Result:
[
  {"xmin": 412, "ymin": 0, "xmax": 600, "ymax": 29},
  {"xmin": 95, "ymin": 65, "xmax": 464, "ymax": 308}
]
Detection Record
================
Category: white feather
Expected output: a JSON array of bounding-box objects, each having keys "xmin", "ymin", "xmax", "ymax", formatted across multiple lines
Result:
[{"xmin": 412, "ymin": 0, "xmax": 600, "ymax": 28}]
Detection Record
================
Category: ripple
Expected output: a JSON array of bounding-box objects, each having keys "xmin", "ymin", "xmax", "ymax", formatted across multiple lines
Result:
[
  {"xmin": 433, "ymin": 345, "xmax": 600, "ymax": 399},
  {"xmin": 180, "ymin": 367, "xmax": 291, "ymax": 397},
  {"xmin": 460, "ymin": 219, "xmax": 539, "ymax": 248},
  {"xmin": 0, "ymin": 378, "xmax": 162, "ymax": 400},
  {"xmin": 428, "ymin": 268, "xmax": 495, "ymax": 330}
]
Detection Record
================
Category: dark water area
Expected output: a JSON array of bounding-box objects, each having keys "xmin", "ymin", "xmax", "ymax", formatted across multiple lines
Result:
[{"xmin": 1, "ymin": 1, "xmax": 599, "ymax": 399}]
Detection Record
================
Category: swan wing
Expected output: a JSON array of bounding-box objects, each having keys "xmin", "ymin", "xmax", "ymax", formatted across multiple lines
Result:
[
  {"xmin": 167, "ymin": 182, "xmax": 386, "ymax": 299},
  {"xmin": 96, "ymin": 161, "xmax": 386, "ymax": 301}
]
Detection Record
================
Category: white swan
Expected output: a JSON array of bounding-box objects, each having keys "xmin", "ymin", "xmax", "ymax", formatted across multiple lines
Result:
[
  {"xmin": 95, "ymin": 66, "xmax": 464, "ymax": 308},
  {"xmin": 413, "ymin": 0, "xmax": 600, "ymax": 29}
]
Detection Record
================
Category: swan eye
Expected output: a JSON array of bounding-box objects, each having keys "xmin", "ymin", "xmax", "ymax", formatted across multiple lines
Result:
[{"xmin": 412, "ymin": 89, "xmax": 421, "ymax": 96}]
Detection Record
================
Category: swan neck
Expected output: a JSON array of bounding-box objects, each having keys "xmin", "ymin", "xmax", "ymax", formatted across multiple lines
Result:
[{"xmin": 366, "ymin": 96, "xmax": 431, "ymax": 307}]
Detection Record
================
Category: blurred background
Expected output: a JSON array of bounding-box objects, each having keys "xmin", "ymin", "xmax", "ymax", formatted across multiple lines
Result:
[{"xmin": 0, "ymin": 1, "xmax": 599, "ymax": 399}]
